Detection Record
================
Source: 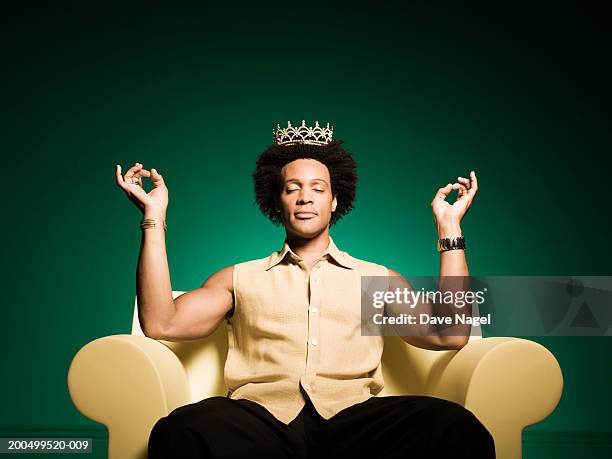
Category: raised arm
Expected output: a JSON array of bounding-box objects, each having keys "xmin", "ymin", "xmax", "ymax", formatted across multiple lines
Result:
[
  {"xmin": 115, "ymin": 162, "xmax": 233, "ymax": 341},
  {"xmin": 384, "ymin": 171, "xmax": 479, "ymax": 351}
]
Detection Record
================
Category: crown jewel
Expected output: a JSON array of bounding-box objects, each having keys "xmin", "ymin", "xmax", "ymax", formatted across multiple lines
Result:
[{"xmin": 273, "ymin": 120, "xmax": 334, "ymax": 146}]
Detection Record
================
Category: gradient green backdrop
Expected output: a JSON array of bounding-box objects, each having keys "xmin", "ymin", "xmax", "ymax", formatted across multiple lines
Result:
[{"xmin": 2, "ymin": 2, "xmax": 611, "ymax": 458}]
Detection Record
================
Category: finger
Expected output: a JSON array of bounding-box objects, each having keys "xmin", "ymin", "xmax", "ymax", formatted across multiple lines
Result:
[
  {"xmin": 125, "ymin": 179, "xmax": 149, "ymax": 201},
  {"xmin": 433, "ymin": 183, "xmax": 454, "ymax": 202},
  {"xmin": 124, "ymin": 163, "xmax": 143, "ymax": 180},
  {"xmin": 150, "ymin": 168, "xmax": 166, "ymax": 188},
  {"xmin": 133, "ymin": 168, "xmax": 151, "ymax": 183},
  {"xmin": 456, "ymin": 183, "xmax": 469, "ymax": 198},
  {"xmin": 457, "ymin": 176, "xmax": 471, "ymax": 189},
  {"xmin": 115, "ymin": 164, "xmax": 127, "ymax": 190},
  {"xmin": 130, "ymin": 167, "xmax": 152, "ymax": 186},
  {"xmin": 115, "ymin": 164, "xmax": 142, "ymax": 191},
  {"xmin": 469, "ymin": 171, "xmax": 478, "ymax": 194},
  {"xmin": 116, "ymin": 164, "xmax": 148, "ymax": 205}
]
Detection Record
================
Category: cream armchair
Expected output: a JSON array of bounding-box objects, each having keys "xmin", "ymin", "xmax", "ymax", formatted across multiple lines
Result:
[{"xmin": 68, "ymin": 291, "xmax": 563, "ymax": 459}]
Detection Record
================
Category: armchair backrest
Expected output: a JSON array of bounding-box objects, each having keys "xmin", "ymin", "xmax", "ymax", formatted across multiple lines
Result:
[{"xmin": 131, "ymin": 291, "xmax": 483, "ymax": 402}]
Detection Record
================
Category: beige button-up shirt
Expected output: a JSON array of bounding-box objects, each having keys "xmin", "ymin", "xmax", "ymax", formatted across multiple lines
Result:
[{"xmin": 224, "ymin": 236, "xmax": 389, "ymax": 425}]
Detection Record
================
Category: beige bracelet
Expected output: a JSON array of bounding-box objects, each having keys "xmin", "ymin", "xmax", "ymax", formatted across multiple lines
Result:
[{"xmin": 140, "ymin": 218, "xmax": 167, "ymax": 231}]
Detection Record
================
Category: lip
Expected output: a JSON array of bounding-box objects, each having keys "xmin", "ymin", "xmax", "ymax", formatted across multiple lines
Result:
[{"xmin": 295, "ymin": 211, "xmax": 317, "ymax": 217}]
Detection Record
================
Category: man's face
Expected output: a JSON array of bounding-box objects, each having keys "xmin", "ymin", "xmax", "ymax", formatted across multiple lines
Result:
[{"xmin": 277, "ymin": 158, "xmax": 337, "ymax": 238}]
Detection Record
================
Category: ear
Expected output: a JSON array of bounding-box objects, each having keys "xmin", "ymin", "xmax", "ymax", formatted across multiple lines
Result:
[{"xmin": 332, "ymin": 195, "xmax": 337, "ymax": 212}]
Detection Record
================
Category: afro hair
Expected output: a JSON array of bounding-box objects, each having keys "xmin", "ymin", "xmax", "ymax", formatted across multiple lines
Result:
[{"xmin": 252, "ymin": 139, "xmax": 358, "ymax": 227}]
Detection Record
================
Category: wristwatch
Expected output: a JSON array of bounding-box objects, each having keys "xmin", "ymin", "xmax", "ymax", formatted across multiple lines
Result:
[{"xmin": 437, "ymin": 236, "xmax": 465, "ymax": 252}]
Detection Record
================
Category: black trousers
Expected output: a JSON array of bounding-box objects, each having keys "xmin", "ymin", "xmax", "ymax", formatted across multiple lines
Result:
[{"xmin": 148, "ymin": 395, "xmax": 496, "ymax": 458}]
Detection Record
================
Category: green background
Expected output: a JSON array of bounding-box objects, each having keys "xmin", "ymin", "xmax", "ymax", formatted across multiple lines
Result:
[{"xmin": 2, "ymin": 2, "xmax": 611, "ymax": 457}]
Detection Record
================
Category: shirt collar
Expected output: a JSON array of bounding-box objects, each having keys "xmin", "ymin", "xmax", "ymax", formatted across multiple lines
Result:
[{"xmin": 265, "ymin": 235, "xmax": 355, "ymax": 271}]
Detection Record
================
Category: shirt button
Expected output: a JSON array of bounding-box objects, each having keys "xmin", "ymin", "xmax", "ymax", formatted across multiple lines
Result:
[
  {"xmin": 310, "ymin": 339, "xmax": 318, "ymax": 346},
  {"xmin": 303, "ymin": 383, "xmax": 311, "ymax": 391},
  {"xmin": 311, "ymin": 307, "xmax": 318, "ymax": 314},
  {"xmin": 304, "ymin": 278, "xmax": 309, "ymax": 284}
]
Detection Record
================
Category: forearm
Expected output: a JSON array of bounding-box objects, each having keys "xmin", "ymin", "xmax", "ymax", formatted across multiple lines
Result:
[
  {"xmin": 435, "ymin": 218, "xmax": 471, "ymax": 347},
  {"xmin": 418, "ymin": 171, "xmax": 478, "ymax": 349},
  {"xmin": 136, "ymin": 208, "xmax": 175, "ymax": 337}
]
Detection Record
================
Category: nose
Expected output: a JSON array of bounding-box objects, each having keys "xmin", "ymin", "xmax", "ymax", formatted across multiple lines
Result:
[{"xmin": 297, "ymin": 190, "xmax": 314, "ymax": 204}]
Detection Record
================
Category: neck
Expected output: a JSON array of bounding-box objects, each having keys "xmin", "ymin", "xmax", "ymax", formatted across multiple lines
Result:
[{"xmin": 285, "ymin": 229, "xmax": 330, "ymax": 261}]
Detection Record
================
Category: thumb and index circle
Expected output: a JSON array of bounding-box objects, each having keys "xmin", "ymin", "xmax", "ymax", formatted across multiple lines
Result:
[
  {"xmin": 115, "ymin": 164, "xmax": 165, "ymax": 190},
  {"xmin": 115, "ymin": 164, "xmax": 166, "ymax": 209},
  {"xmin": 433, "ymin": 182, "xmax": 459, "ymax": 203}
]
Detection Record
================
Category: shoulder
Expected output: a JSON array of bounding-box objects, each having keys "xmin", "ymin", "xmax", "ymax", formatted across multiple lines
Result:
[
  {"xmin": 233, "ymin": 255, "xmax": 272, "ymax": 271},
  {"xmin": 221, "ymin": 244, "xmax": 283, "ymax": 276},
  {"xmin": 204, "ymin": 249, "xmax": 278, "ymax": 297},
  {"xmin": 342, "ymin": 251, "xmax": 390, "ymax": 276},
  {"xmin": 230, "ymin": 254, "xmax": 276, "ymax": 281},
  {"xmin": 341, "ymin": 251, "xmax": 404, "ymax": 278},
  {"xmin": 202, "ymin": 264, "xmax": 235, "ymax": 293}
]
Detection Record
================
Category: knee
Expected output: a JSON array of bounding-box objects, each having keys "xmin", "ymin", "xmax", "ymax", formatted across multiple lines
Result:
[
  {"xmin": 148, "ymin": 415, "xmax": 192, "ymax": 458},
  {"xmin": 148, "ymin": 407, "xmax": 196, "ymax": 444},
  {"xmin": 148, "ymin": 414, "xmax": 198, "ymax": 447},
  {"xmin": 148, "ymin": 399, "xmax": 231, "ymax": 458},
  {"xmin": 149, "ymin": 415, "xmax": 213, "ymax": 458},
  {"xmin": 433, "ymin": 401, "xmax": 496, "ymax": 458},
  {"xmin": 149, "ymin": 413, "xmax": 184, "ymax": 439}
]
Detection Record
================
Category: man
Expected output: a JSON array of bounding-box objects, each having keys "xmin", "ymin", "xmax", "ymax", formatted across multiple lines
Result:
[{"xmin": 115, "ymin": 120, "xmax": 495, "ymax": 458}]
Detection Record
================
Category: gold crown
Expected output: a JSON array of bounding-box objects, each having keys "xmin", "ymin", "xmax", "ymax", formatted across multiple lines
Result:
[{"xmin": 273, "ymin": 120, "xmax": 334, "ymax": 146}]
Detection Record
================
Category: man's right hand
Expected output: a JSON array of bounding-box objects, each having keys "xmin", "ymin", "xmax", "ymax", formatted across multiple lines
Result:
[{"xmin": 115, "ymin": 162, "xmax": 169, "ymax": 217}]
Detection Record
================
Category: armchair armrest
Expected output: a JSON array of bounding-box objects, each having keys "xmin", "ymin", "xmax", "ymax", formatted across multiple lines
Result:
[
  {"xmin": 68, "ymin": 334, "xmax": 191, "ymax": 459},
  {"xmin": 429, "ymin": 337, "xmax": 563, "ymax": 459}
]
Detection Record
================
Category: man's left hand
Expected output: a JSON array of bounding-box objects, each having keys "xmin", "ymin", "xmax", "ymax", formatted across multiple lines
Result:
[{"xmin": 431, "ymin": 171, "xmax": 479, "ymax": 226}]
